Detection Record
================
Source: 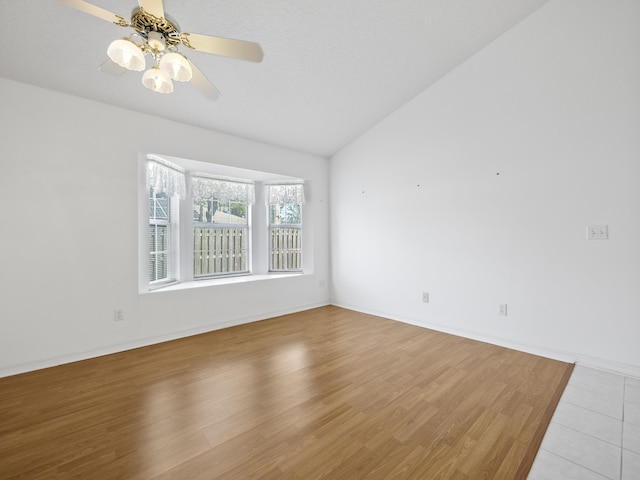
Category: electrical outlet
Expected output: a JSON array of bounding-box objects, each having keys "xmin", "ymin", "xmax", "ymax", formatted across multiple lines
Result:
[
  {"xmin": 422, "ymin": 292, "xmax": 429, "ymax": 303},
  {"xmin": 319, "ymin": 280, "xmax": 325, "ymax": 288},
  {"xmin": 587, "ymin": 225, "xmax": 608, "ymax": 240},
  {"xmin": 114, "ymin": 309, "xmax": 124, "ymax": 322},
  {"xmin": 498, "ymin": 304, "xmax": 507, "ymax": 316}
]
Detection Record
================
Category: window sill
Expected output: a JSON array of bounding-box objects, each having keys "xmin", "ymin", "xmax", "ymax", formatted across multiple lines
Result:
[{"xmin": 142, "ymin": 272, "xmax": 307, "ymax": 294}]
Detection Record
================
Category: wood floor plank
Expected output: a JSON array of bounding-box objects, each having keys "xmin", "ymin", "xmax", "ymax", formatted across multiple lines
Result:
[{"xmin": 0, "ymin": 306, "xmax": 572, "ymax": 479}]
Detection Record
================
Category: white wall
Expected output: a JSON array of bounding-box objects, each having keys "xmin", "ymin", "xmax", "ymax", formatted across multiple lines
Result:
[
  {"xmin": 0, "ymin": 79, "xmax": 330, "ymax": 377},
  {"xmin": 330, "ymin": 0, "xmax": 640, "ymax": 376}
]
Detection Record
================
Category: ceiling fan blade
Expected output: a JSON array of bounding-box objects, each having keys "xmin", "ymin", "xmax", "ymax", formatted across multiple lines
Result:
[
  {"xmin": 189, "ymin": 61, "xmax": 221, "ymax": 101},
  {"xmin": 57, "ymin": 0, "xmax": 129, "ymax": 26},
  {"xmin": 138, "ymin": 0, "xmax": 164, "ymax": 19},
  {"xmin": 99, "ymin": 59, "xmax": 127, "ymax": 76},
  {"xmin": 181, "ymin": 33, "xmax": 264, "ymax": 63}
]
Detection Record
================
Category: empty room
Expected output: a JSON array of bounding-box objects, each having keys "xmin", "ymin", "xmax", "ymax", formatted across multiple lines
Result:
[{"xmin": 0, "ymin": 0, "xmax": 638, "ymax": 478}]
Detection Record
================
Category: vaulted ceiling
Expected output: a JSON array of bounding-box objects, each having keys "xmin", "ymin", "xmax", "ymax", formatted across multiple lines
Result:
[{"xmin": 0, "ymin": 0, "xmax": 549, "ymax": 157}]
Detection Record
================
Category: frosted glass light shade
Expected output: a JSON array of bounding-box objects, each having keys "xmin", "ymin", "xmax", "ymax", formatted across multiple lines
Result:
[
  {"xmin": 159, "ymin": 52, "xmax": 192, "ymax": 82},
  {"xmin": 142, "ymin": 66, "xmax": 174, "ymax": 93},
  {"xmin": 107, "ymin": 39, "xmax": 145, "ymax": 71}
]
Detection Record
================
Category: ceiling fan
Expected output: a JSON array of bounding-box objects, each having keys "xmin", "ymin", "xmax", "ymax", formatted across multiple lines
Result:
[{"xmin": 58, "ymin": 0, "xmax": 264, "ymax": 100}]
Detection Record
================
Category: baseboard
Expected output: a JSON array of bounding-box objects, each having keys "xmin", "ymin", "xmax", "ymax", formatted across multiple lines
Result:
[
  {"xmin": 6, "ymin": 301, "xmax": 638, "ymax": 381},
  {"xmin": 0, "ymin": 302, "xmax": 329, "ymax": 379},
  {"xmin": 331, "ymin": 302, "xmax": 640, "ymax": 380},
  {"xmin": 571, "ymin": 353, "xmax": 640, "ymax": 380}
]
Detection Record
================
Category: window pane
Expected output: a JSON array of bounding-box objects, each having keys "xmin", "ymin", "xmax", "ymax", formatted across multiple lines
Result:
[
  {"xmin": 149, "ymin": 254, "xmax": 157, "ymax": 282},
  {"xmin": 156, "ymin": 225, "xmax": 167, "ymax": 251},
  {"xmin": 269, "ymin": 204, "xmax": 301, "ymax": 225},
  {"xmin": 193, "ymin": 198, "xmax": 218, "ymax": 223},
  {"xmin": 149, "ymin": 186, "xmax": 171, "ymax": 284},
  {"xmin": 270, "ymin": 227, "xmax": 302, "ymax": 271},
  {"xmin": 150, "ymin": 190, "xmax": 169, "ymax": 220},
  {"xmin": 193, "ymin": 226, "xmax": 248, "ymax": 277},
  {"xmin": 149, "ymin": 224, "xmax": 169, "ymax": 282},
  {"xmin": 150, "ymin": 252, "xmax": 168, "ymax": 282},
  {"xmin": 191, "ymin": 177, "xmax": 250, "ymax": 277},
  {"xmin": 268, "ymin": 184, "xmax": 303, "ymax": 272},
  {"xmin": 191, "ymin": 177, "xmax": 250, "ymax": 226}
]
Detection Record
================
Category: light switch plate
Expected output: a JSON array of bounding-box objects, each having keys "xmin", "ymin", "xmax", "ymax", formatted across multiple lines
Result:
[{"xmin": 587, "ymin": 225, "xmax": 608, "ymax": 240}]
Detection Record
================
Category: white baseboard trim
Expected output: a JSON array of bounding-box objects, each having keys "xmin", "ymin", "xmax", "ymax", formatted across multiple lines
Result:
[
  {"xmin": 571, "ymin": 354, "xmax": 640, "ymax": 380},
  {"xmin": 0, "ymin": 302, "xmax": 329, "ymax": 379},
  {"xmin": 332, "ymin": 302, "xmax": 640, "ymax": 380},
  {"xmin": 5, "ymin": 302, "xmax": 638, "ymax": 381}
]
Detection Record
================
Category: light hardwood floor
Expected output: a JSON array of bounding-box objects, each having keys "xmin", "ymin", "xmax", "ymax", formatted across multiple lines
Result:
[{"xmin": 0, "ymin": 306, "xmax": 572, "ymax": 479}]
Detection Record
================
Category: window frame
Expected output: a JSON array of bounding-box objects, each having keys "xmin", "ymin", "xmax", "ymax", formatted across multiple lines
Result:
[
  {"xmin": 191, "ymin": 176, "xmax": 252, "ymax": 279},
  {"xmin": 267, "ymin": 184, "xmax": 304, "ymax": 273}
]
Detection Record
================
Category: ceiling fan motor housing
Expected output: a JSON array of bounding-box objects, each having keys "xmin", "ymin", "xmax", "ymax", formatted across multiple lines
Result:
[{"xmin": 130, "ymin": 7, "xmax": 181, "ymax": 47}]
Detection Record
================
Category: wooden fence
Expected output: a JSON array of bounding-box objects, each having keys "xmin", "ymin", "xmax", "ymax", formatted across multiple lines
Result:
[
  {"xmin": 193, "ymin": 226, "xmax": 302, "ymax": 276},
  {"xmin": 194, "ymin": 227, "xmax": 247, "ymax": 276},
  {"xmin": 270, "ymin": 227, "xmax": 302, "ymax": 271}
]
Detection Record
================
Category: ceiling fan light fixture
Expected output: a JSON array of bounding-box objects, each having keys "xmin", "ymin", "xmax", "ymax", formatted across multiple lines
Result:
[
  {"xmin": 159, "ymin": 52, "xmax": 192, "ymax": 82},
  {"xmin": 58, "ymin": 0, "xmax": 263, "ymax": 100},
  {"xmin": 142, "ymin": 66, "xmax": 174, "ymax": 94},
  {"xmin": 107, "ymin": 38, "xmax": 145, "ymax": 71},
  {"xmin": 147, "ymin": 31, "xmax": 166, "ymax": 52}
]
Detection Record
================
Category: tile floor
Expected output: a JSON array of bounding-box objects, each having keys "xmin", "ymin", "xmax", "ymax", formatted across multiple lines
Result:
[{"xmin": 528, "ymin": 365, "xmax": 640, "ymax": 480}]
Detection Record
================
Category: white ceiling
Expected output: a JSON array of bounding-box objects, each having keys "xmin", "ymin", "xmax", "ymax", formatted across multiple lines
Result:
[{"xmin": 0, "ymin": 0, "xmax": 549, "ymax": 157}]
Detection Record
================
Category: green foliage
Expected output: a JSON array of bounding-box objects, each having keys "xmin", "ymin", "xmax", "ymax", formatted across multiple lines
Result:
[{"xmin": 230, "ymin": 202, "xmax": 246, "ymax": 219}]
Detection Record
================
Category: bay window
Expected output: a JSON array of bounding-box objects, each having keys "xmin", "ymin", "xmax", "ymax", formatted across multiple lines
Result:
[{"xmin": 140, "ymin": 155, "xmax": 306, "ymax": 292}]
